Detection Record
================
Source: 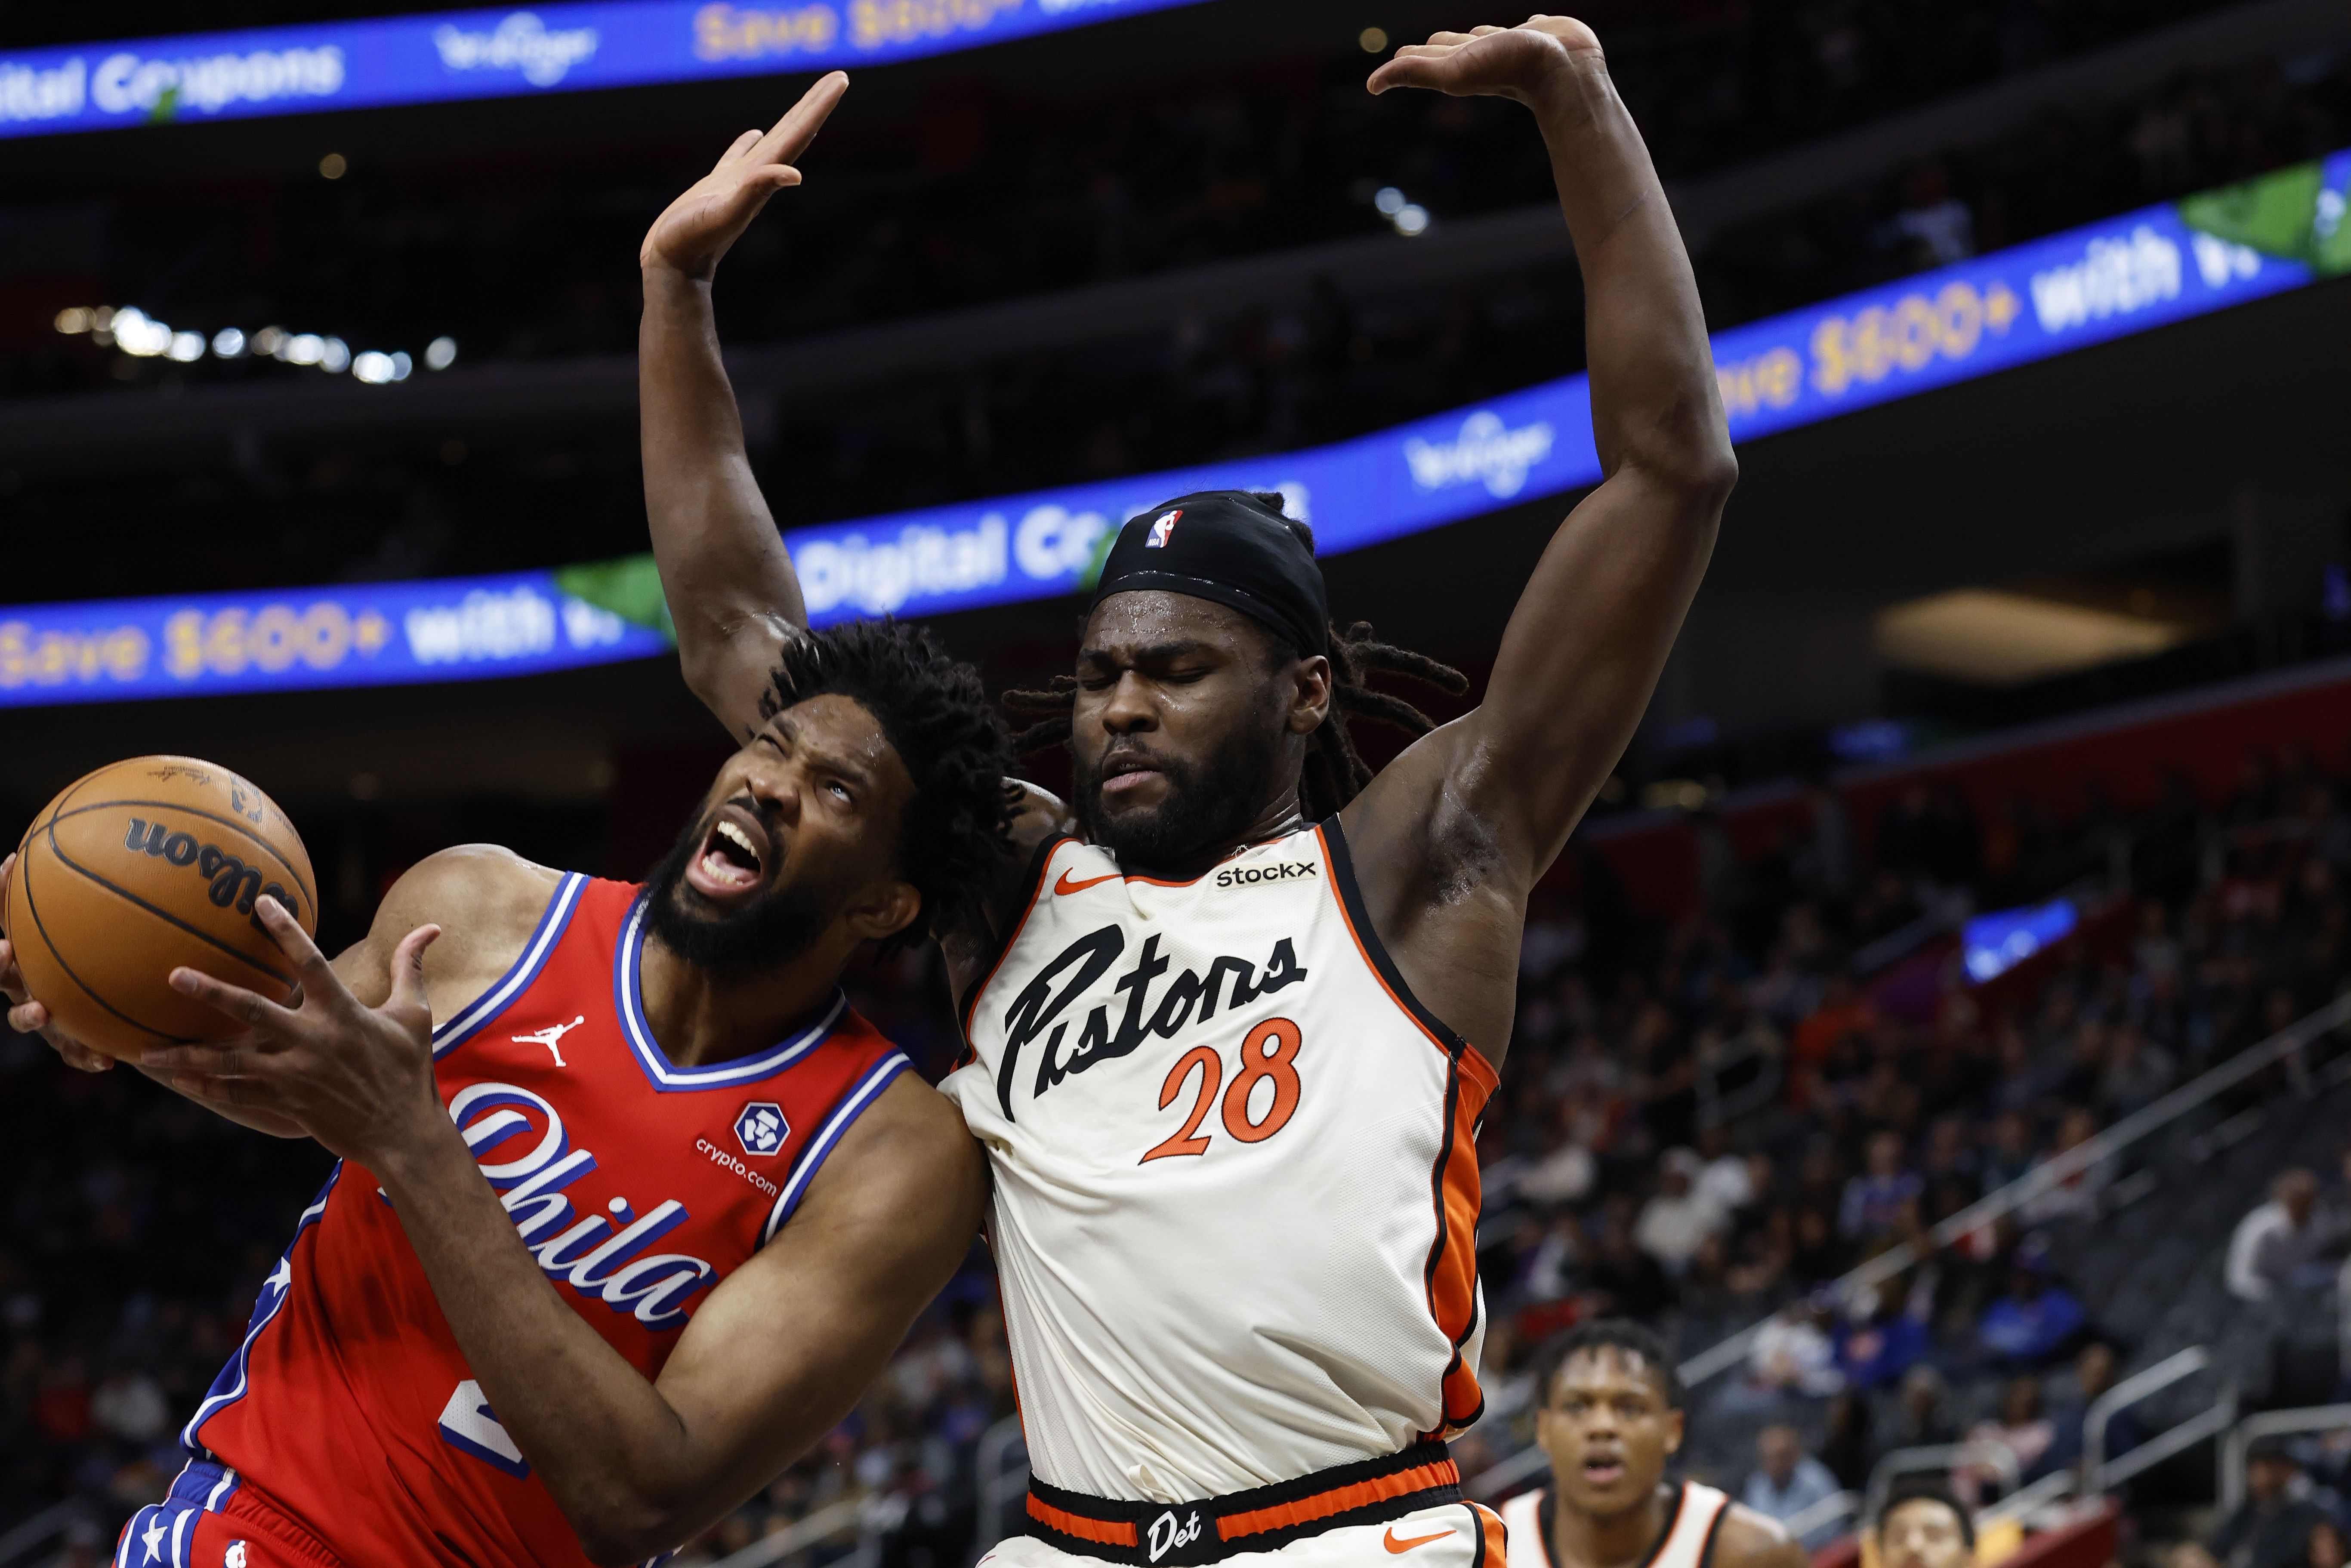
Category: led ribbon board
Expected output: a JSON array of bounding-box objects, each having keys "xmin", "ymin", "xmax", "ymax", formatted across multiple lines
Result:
[
  {"xmin": 2, "ymin": 151, "xmax": 2345, "ymax": 705},
  {"xmin": 0, "ymin": 0, "xmax": 1204, "ymax": 139},
  {"xmin": 0, "ymin": 573, "xmax": 673, "ymax": 701}
]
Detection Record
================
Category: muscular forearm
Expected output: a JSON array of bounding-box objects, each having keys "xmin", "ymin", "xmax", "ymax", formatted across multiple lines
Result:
[
  {"xmin": 639, "ymin": 263, "xmax": 802, "ymax": 735},
  {"xmin": 374, "ymin": 1120, "xmax": 708, "ymax": 1561},
  {"xmin": 1530, "ymin": 53, "xmax": 1733, "ymax": 491}
]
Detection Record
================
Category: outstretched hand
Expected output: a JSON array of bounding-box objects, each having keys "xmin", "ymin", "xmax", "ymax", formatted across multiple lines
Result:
[
  {"xmin": 1367, "ymin": 16, "xmax": 1602, "ymax": 107},
  {"xmin": 140, "ymin": 898, "xmax": 449, "ymax": 1169},
  {"xmin": 641, "ymin": 71, "xmax": 848, "ymax": 280}
]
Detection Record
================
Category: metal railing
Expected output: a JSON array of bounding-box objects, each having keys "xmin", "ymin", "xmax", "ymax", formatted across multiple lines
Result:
[
  {"xmin": 1675, "ymin": 991, "xmax": 2351, "ymax": 1389},
  {"xmin": 2086, "ymin": 1347, "xmax": 2208, "ymax": 1479},
  {"xmin": 1975, "ymin": 1470, "xmax": 2078, "ymax": 1528},
  {"xmin": 2338, "ymin": 1253, "xmax": 2351, "ymax": 1380},
  {"xmin": 1780, "ymin": 1490, "xmax": 1862, "ymax": 1544},
  {"xmin": 2098, "ymin": 1384, "xmax": 2237, "ymax": 1491},
  {"xmin": 2219, "ymin": 1404, "xmax": 2351, "ymax": 1514},
  {"xmin": 1468, "ymin": 1443, "xmax": 1551, "ymax": 1502},
  {"xmin": 1865, "ymin": 1443, "xmax": 2022, "ymax": 1526},
  {"xmin": 711, "ymin": 1495, "xmax": 867, "ymax": 1568},
  {"xmin": 0, "ymin": 1500, "xmax": 89, "ymax": 1568}
]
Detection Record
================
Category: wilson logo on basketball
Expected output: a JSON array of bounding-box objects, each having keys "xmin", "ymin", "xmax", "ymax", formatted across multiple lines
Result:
[{"xmin": 122, "ymin": 817, "xmax": 298, "ymax": 930}]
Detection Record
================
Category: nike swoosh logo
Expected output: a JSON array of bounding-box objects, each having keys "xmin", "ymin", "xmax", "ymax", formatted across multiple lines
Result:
[
  {"xmin": 1054, "ymin": 869, "xmax": 1120, "ymax": 896},
  {"xmin": 1384, "ymin": 1528, "xmax": 1451, "ymax": 1554}
]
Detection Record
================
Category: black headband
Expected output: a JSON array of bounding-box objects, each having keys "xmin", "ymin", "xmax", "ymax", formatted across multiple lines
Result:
[{"xmin": 1086, "ymin": 490, "xmax": 1329, "ymax": 657}]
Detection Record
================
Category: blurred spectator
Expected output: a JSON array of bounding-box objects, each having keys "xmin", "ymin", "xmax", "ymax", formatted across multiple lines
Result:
[
  {"xmin": 2228, "ymin": 1169, "xmax": 2337, "ymax": 1302},
  {"xmin": 1517, "ymin": 1126, "xmax": 1598, "ymax": 1208},
  {"xmin": 2308, "ymin": 1520, "xmax": 2349, "ymax": 1568},
  {"xmin": 2021, "ymin": 1107, "xmax": 2111, "ymax": 1223},
  {"xmin": 2191, "ymin": 1437, "xmax": 2336, "ymax": 1568},
  {"xmin": 90, "ymin": 1369, "xmax": 170, "ymax": 1446},
  {"xmin": 1636, "ymin": 1149, "xmax": 1725, "ymax": 1276},
  {"xmin": 1976, "ymin": 1240, "xmax": 2087, "ymax": 1366},
  {"xmin": 1743, "ymin": 1424, "xmax": 1844, "ymax": 1548},
  {"xmin": 1961, "ymin": 1377, "xmax": 2056, "ymax": 1503},
  {"xmin": 1980, "ymin": 1111, "xmax": 2038, "ymax": 1195},
  {"xmin": 1876, "ymin": 1366, "xmax": 1962, "ymax": 1466},
  {"xmin": 1725, "ymin": 1300, "xmax": 1845, "ymax": 1410},
  {"xmin": 1843, "ymin": 1131, "xmax": 1925, "ymax": 1241},
  {"xmin": 1695, "ymin": 1126, "xmax": 1760, "ymax": 1219},
  {"xmin": 1836, "ymin": 1276, "xmax": 1931, "ymax": 1392},
  {"xmin": 2039, "ymin": 1341, "xmax": 2139, "ymax": 1478},
  {"xmin": 2098, "ymin": 1024, "xmax": 2178, "ymax": 1119},
  {"xmin": 1887, "ymin": 164, "xmax": 1977, "ymax": 266},
  {"xmin": 1584, "ymin": 1214, "xmax": 1676, "ymax": 1319}
]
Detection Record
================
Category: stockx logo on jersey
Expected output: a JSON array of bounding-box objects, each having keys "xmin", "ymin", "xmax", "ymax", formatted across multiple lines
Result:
[
  {"xmin": 1145, "ymin": 509, "xmax": 1181, "ymax": 547},
  {"xmin": 734, "ymin": 1101, "xmax": 787, "ymax": 1157},
  {"xmin": 993, "ymin": 926, "xmax": 1307, "ymax": 1118}
]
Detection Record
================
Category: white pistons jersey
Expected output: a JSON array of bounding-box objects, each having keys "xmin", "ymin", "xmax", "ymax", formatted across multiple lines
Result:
[{"xmin": 943, "ymin": 821, "xmax": 1496, "ymax": 1503}]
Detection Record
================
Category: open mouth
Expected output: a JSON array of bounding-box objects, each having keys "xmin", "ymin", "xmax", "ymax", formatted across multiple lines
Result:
[
  {"xmin": 1580, "ymin": 1457, "xmax": 1627, "ymax": 1487},
  {"xmin": 685, "ymin": 808, "xmax": 771, "ymax": 902}
]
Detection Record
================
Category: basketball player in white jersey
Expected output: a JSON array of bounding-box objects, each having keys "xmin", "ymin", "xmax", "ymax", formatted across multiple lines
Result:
[
  {"xmin": 640, "ymin": 15, "xmax": 1734, "ymax": 1567},
  {"xmin": 1498, "ymin": 1323, "xmax": 1807, "ymax": 1568}
]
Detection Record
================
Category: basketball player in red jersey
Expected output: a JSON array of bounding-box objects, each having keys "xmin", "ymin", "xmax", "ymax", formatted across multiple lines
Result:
[
  {"xmin": 0, "ymin": 620, "xmax": 1015, "ymax": 1567},
  {"xmin": 642, "ymin": 19, "xmax": 1737, "ymax": 1568},
  {"xmin": 1498, "ymin": 1323, "xmax": 1807, "ymax": 1568}
]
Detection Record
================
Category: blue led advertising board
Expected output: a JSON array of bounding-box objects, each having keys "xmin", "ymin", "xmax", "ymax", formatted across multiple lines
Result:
[
  {"xmin": 0, "ymin": 0, "xmax": 1204, "ymax": 139},
  {"xmin": 3, "ymin": 148, "xmax": 2345, "ymax": 706}
]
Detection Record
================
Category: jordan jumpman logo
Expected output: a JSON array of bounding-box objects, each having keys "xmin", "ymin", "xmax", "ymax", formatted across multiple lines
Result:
[{"xmin": 512, "ymin": 1016, "xmax": 586, "ymax": 1067}]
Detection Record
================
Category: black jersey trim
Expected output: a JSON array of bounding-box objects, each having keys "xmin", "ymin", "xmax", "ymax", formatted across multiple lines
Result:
[
  {"xmin": 1317, "ymin": 815, "xmax": 1470, "ymax": 1054},
  {"xmin": 956, "ymin": 833, "xmax": 1068, "ymax": 1043}
]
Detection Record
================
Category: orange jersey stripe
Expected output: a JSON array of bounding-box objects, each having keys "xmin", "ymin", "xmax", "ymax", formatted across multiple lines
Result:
[
  {"xmin": 1474, "ymin": 1502, "xmax": 1508, "ymax": 1568},
  {"xmin": 1027, "ymin": 1495, "xmax": 1140, "ymax": 1548},
  {"xmin": 1215, "ymin": 1458, "xmax": 1461, "ymax": 1541}
]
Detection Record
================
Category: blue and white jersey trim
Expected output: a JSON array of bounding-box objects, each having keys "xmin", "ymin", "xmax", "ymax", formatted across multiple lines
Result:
[
  {"xmin": 179, "ymin": 1164, "xmax": 341, "ymax": 1451},
  {"xmin": 432, "ymin": 872, "xmax": 589, "ymax": 1058},
  {"xmin": 613, "ymin": 893, "xmax": 847, "ymax": 1092},
  {"xmin": 761, "ymin": 1049, "xmax": 912, "ymax": 1244},
  {"xmin": 114, "ymin": 1461, "xmax": 245, "ymax": 1568}
]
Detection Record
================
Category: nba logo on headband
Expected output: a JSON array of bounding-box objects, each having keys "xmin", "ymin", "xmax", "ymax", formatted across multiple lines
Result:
[{"xmin": 1145, "ymin": 509, "xmax": 1181, "ymax": 548}]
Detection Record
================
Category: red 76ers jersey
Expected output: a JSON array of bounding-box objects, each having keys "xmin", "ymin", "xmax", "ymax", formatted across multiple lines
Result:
[{"xmin": 176, "ymin": 874, "xmax": 909, "ymax": 1568}]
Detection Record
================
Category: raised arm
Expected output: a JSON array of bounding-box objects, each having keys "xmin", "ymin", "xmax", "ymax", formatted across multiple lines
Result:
[
  {"xmin": 640, "ymin": 74, "xmax": 850, "ymax": 739},
  {"xmin": 1363, "ymin": 19, "xmax": 1734, "ymax": 882}
]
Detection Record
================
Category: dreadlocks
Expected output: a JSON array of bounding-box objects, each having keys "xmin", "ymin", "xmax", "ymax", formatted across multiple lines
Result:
[{"xmin": 1004, "ymin": 618, "xmax": 1468, "ymax": 821}]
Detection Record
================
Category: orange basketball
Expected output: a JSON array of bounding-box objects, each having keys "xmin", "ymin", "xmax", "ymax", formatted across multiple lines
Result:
[{"xmin": 2, "ymin": 756, "xmax": 317, "ymax": 1061}]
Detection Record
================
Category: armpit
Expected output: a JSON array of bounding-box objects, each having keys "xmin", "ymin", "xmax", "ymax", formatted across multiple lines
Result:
[{"xmin": 1422, "ymin": 785, "xmax": 1508, "ymax": 907}]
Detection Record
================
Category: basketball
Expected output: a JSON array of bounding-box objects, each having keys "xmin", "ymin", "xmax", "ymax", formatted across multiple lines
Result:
[{"xmin": 1, "ymin": 756, "xmax": 317, "ymax": 1062}]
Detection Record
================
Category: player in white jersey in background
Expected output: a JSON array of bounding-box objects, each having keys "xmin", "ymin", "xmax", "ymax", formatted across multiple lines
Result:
[
  {"xmin": 638, "ymin": 14, "xmax": 1735, "ymax": 1568},
  {"xmin": 1499, "ymin": 1323, "xmax": 1807, "ymax": 1568}
]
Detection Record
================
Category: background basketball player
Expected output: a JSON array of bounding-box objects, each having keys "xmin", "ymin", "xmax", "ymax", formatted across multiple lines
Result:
[
  {"xmin": 0, "ymin": 622, "xmax": 1011, "ymax": 1568},
  {"xmin": 640, "ymin": 15, "xmax": 1739, "ymax": 1568},
  {"xmin": 1500, "ymin": 1322, "xmax": 1808, "ymax": 1568},
  {"xmin": 1876, "ymin": 1483, "xmax": 1976, "ymax": 1568}
]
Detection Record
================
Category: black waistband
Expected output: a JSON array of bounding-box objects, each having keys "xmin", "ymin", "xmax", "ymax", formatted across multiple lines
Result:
[{"xmin": 1023, "ymin": 1440, "xmax": 1462, "ymax": 1566}]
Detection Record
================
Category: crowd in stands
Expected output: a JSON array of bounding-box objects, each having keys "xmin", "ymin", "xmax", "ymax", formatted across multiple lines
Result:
[
  {"xmin": 12, "ymin": 1, "xmax": 2351, "ymax": 608},
  {"xmin": 6, "ymin": 732, "xmax": 2351, "ymax": 1564}
]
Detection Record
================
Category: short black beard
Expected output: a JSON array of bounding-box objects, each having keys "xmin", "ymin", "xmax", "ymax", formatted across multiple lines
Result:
[
  {"xmin": 640, "ymin": 809, "xmax": 830, "ymax": 980},
  {"xmin": 1075, "ymin": 717, "xmax": 1291, "ymax": 873}
]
